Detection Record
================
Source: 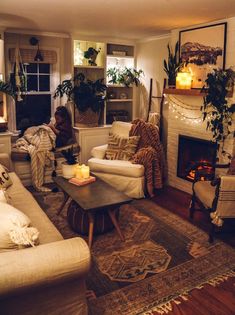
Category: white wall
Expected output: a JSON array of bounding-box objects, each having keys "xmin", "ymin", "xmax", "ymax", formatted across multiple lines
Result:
[{"xmin": 136, "ymin": 35, "xmax": 170, "ymax": 146}]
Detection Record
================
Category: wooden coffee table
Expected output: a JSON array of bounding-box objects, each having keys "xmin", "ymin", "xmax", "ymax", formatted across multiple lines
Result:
[{"xmin": 53, "ymin": 176, "xmax": 132, "ymax": 248}]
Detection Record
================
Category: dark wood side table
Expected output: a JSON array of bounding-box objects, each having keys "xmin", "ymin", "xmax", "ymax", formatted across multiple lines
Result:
[{"xmin": 53, "ymin": 176, "xmax": 132, "ymax": 248}]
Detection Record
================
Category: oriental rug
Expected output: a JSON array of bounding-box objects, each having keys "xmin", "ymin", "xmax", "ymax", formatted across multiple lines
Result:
[{"xmin": 31, "ymin": 190, "xmax": 235, "ymax": 315}]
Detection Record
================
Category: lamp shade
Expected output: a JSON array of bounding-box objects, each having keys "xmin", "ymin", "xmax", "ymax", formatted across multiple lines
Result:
[{"xmin": 0, "ymin": 39, "xmax": 4, "ymax": 80}]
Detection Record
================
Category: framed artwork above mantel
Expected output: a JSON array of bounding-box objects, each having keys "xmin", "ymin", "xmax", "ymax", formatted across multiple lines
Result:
[{"xmin": 179, "ymin": 22, "xmax": 227, "ymax": 89}]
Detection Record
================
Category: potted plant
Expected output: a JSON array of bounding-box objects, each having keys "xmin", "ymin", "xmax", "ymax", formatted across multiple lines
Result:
[
  {"xmin": 61, "ymin": 147, "xmax": 78, "ymax": 178},
  {"xmin": 163, "ymin": 41, "xmax": 184, "ymax": 87},
  {"xmin": 0, "ymin": 80, "xmax": 15, "ymax": 97},
  {"xmin": 54, "ymin": 72, "xmax": 107, "ymax": 127},
  {"xmin": 107, "ymin": 67, "xmax": 144, "ymax": 87},
  {"xmin": 84, "ymin": 47, "xmax": 101, "ymax": 66},
  {"xmin": 201, "ymin": 68, "xmax": 235, "ymax": 153}
]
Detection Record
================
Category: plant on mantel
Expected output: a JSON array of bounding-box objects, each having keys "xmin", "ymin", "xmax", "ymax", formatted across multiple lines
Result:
[
  {"xmin": 201, "ymin": 68, "xmax": 235, "ymax": 155},
  {"xmin": 163, "ymin": 41, "xmax": 184, "ymax": 87}
]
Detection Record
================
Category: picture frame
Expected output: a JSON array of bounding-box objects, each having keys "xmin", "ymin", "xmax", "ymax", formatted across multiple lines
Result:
[{"xmin": 179, "ymin": 22, "xmax": 227, "ymax": 89}]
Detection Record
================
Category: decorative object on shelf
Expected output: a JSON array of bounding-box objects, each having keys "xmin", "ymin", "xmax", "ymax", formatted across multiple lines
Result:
[
  {"xmin": 107, "ymin": 91, "xmax": 116, "ymax": 99},
  {"xmin": 119, "ymin": 92, "xmax": 128, "ymax": 99},
  {"xmin": 112, "ymin": 50, "xmax": 126, "ymax": 56},
  {"xmin": 107, "ymin": 67, "xmax": 143, "ymax": 87},
  {"xmin": 201, "ymin": 68, "xmax": 235, "ymax": 150},
  {"xmin": 107, "ymin": 110, "xmax": 129, "ymax": 124},
  {"xmin": 179, "ymin": 22, "xmax": 227, "ymax": 89},
  {"xmin": 84, "ymin": 47, "xmax": 101, "ymax": 66},
  {"xmin": 61, "ymin": 146, "xmax": 78, "ymax": 178},
  {"xmin": 176, "ymin": 71, "xmax": 192, "ymax": 89},
  {"xmin": 163, "ymin": 41, "xmax": 184, "ymax": 87},
  {"xmin": 54, "ymin": 72, "xmax": 106, "ymax": 127}
]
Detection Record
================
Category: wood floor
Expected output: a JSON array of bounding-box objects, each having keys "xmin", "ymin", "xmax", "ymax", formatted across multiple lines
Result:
[{"xmin": 152, "ymin": 186, "xmax": 235, "ymax": 315}]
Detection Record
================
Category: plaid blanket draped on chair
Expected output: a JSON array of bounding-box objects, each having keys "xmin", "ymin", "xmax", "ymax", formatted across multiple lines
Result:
[{"xmin": 129, "ymin": 119, "xmax": 164, "ymax": 197}]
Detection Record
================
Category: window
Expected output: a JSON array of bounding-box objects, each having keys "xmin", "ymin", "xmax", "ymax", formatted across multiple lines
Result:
[{"xmin": 15, "ymin": 63, "xmax": 52, "ymax": 131}]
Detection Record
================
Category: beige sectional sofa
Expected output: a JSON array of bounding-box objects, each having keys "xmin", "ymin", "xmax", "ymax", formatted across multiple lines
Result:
[{"xmin": 0, "ymin": 154, "xmax": 91, "ymax": 315}]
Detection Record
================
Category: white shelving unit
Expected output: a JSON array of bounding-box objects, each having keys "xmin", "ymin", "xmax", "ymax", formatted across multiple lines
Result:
[{"xmin": 106, "ymin": 43, "xmax": 135, "ymax": 124}]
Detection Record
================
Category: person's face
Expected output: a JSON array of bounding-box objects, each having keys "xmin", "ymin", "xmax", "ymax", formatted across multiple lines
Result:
[{"xmin": 55, "ymin": 113, "xmax": 63, "ymax": 124}]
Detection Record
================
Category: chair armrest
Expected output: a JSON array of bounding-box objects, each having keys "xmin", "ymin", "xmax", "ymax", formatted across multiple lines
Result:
[
  {"xmin": 0, "ymin": 237, "xmax": 91, "ymax": 297},
  {"xmin": 91, "ymin": 144, "xmax": 108, "ymax": 159}
]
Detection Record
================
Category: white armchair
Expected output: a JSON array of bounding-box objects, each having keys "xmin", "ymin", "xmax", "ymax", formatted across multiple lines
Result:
[{"xmin": 88, "ymin": 121, "xmax": 145, "ymax": 199}]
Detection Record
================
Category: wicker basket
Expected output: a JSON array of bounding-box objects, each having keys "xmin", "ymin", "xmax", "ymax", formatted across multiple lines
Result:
[{"xmin": 74, "ymin": 107, "xmax": 99, "ymax": 127}]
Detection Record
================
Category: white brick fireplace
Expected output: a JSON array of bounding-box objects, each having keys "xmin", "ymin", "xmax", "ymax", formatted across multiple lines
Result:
[{"xmin": 166, "ymin": 95, "xmax": 235, "ymax": 195}]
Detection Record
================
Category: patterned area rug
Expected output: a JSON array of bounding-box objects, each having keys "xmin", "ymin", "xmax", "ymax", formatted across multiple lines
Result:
[{"xmin": 31, "ymin": 190, "xmax": 235, "ymax": 315}]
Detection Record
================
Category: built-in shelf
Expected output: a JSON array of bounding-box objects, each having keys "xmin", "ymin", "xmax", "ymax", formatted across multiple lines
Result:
[
  {"xmin": 74, "ymin": 65, "xmax": 104, "ymax": 69},
  {"xmin": 107, "ymin": 54, "xmax": 134, "ymax": 59},
  {"xmin": 107, "ymin": 99, "xmax": 132, "ymax": 102},
  {"xmin": 163, "ymin": 87, "xmax": 233, "ymax": 97}
]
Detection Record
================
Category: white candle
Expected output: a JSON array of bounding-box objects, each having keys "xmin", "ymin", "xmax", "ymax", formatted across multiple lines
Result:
[
  {"xmin": 81, "ymin": 165, "xmax": 90, "ymax": 179},
  {"xmin": 75, "ymin": 165, "xmax": 83, "ymax": 179}
]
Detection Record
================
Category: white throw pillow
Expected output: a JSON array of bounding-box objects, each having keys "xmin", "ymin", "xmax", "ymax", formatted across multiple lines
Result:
[{"xmin": 0, "ymin": 202, "xmax": 39, "ymax": 252}]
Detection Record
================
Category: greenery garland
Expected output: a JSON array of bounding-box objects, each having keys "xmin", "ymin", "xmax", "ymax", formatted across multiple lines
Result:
[{"xmin": 201, "ymin": 68, "xmax": 235, "ymax": 150}]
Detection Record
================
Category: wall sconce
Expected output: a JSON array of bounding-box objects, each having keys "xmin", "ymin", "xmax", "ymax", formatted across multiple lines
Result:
[
  {"xmin": 176, "ymin": 72, "xmax": 192, "ymax": 89},
  {"xmin": 0, "ymin": 39, "xmax": 4, "ymax": 81},
  {"xmin": 29, "ymin": 37, "xmax": 44, "ymax": 62}
]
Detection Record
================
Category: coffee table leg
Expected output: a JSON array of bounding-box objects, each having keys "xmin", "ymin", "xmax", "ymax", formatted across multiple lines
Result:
[
  {"xmin": 57, "ymin": 192, "xmax": 70, "ymax": 215},
  {"xmin": 108, "ymin": 208, "xmax": 125, "ymax": 241},
  {"xmin": 88, "ymin": 213, "xmax": 95, "ymax": 248}
]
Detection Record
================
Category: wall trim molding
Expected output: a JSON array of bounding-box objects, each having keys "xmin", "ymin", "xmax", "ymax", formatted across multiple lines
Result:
[{"xmin": 5, "ymin": 29, "xmax": 70, "ymax": 38}]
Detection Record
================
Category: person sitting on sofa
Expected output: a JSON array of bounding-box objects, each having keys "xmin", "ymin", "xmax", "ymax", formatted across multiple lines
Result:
[{"xmin": 46, "ymin": 105, "xmax": 73, "ymax": 148}]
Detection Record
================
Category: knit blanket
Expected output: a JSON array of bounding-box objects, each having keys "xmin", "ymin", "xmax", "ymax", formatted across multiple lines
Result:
[
  {"xmin": 130, "ymin": 119, "xmax": 164, "ymax": 197},
  {"xmin": 14, "ymin": 125, "xmax": 56, "ymax": 192}
]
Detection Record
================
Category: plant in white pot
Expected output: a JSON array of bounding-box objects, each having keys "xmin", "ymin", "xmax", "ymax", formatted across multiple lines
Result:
[
  {"xmin": 54, "ymin": 72, "xmax": 107, "ymax": 127},
  {"xmin": 61, "ymin": 147, "xmax": 78, "ymax": 179}
]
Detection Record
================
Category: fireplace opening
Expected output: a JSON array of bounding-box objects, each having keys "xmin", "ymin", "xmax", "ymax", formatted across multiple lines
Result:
[{"xmin": 177, "ymin": 135, "xmax": 217, "ymax": 182}]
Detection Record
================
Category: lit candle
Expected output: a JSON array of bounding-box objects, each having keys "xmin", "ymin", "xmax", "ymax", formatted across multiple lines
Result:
[
  {"xmin": 75, "ymin": 164, "xmax": 83, "ymax": 179},
  {"xmin": 81, "ymin": 165, "xmax": 90, "ymax": 179},
  {"xmin": 176, "ymin": 72, "xmax": 192, "ymax": 89}
]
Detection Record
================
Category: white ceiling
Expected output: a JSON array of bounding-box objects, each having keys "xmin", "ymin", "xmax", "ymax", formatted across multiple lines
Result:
[{"xmin": 1, "ymin": 0, "xmax": 235, "ymax": 40}]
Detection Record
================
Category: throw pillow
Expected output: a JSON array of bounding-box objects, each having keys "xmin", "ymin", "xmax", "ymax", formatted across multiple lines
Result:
[
  {"xmin": 105, "ymin": 134, "xmax": 140, "ymax": 161},
  {"xmin": 0, "ymin": 164, "xmax": 12, "ymax": 189},
  {"xmin": 0, "ymin": 202, "xmax": 39, "ymax": 252}
]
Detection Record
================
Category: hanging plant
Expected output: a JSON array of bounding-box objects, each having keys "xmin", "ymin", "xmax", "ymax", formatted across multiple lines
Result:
[{"xmin": 201, "ymin": 68, "xmax": 235, "ymax": 150}]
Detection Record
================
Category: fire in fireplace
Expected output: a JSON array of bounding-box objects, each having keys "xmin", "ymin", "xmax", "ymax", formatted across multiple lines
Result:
[{"xmin": 177, "ymin": 135, "xmax": 217, "ymax": 182}]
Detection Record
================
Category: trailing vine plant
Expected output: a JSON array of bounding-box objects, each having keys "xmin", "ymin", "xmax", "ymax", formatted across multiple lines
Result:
[{"xmin": 201, "ymin": 68, "xmax": 235, "ymax": 153}]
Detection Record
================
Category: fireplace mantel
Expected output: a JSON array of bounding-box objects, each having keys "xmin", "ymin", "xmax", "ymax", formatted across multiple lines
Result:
[{"xmin": 163, "ymin": 88, "xmax": 233, "ymax": 97}]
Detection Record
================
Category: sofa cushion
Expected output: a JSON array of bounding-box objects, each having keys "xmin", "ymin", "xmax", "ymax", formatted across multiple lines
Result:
[
  {"xmin": 88, "ymin": 158, "xmax": 144, "ymax": 178},
  {"xmin": 0, "ymin": 164, "xmax": 13, "ymax": 189},
  {"xmin": 0, "ymin": 202, "xmax": 39, "ymax": 252},
  {"xmin": 7, "ymin": 172, "xmax": 63, "ymax": 244},
  {"xmin": 105, "ymin": 134, "xmax": 140, "ymax": 161},
  {"xmin": 110, "ymin": 121, "xmax": 132, "ymax": 138}
]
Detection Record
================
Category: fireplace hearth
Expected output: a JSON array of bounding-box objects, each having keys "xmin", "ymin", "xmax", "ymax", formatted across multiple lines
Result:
[{"xmin": 177, "ymin": 135, "xmax": 217, "ymax": 182}]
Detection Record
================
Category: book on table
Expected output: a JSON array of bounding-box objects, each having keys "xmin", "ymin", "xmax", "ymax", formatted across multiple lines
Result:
[{"xmin": 68, "ymin": 176, "xmax": 96, "ymax": 186}]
